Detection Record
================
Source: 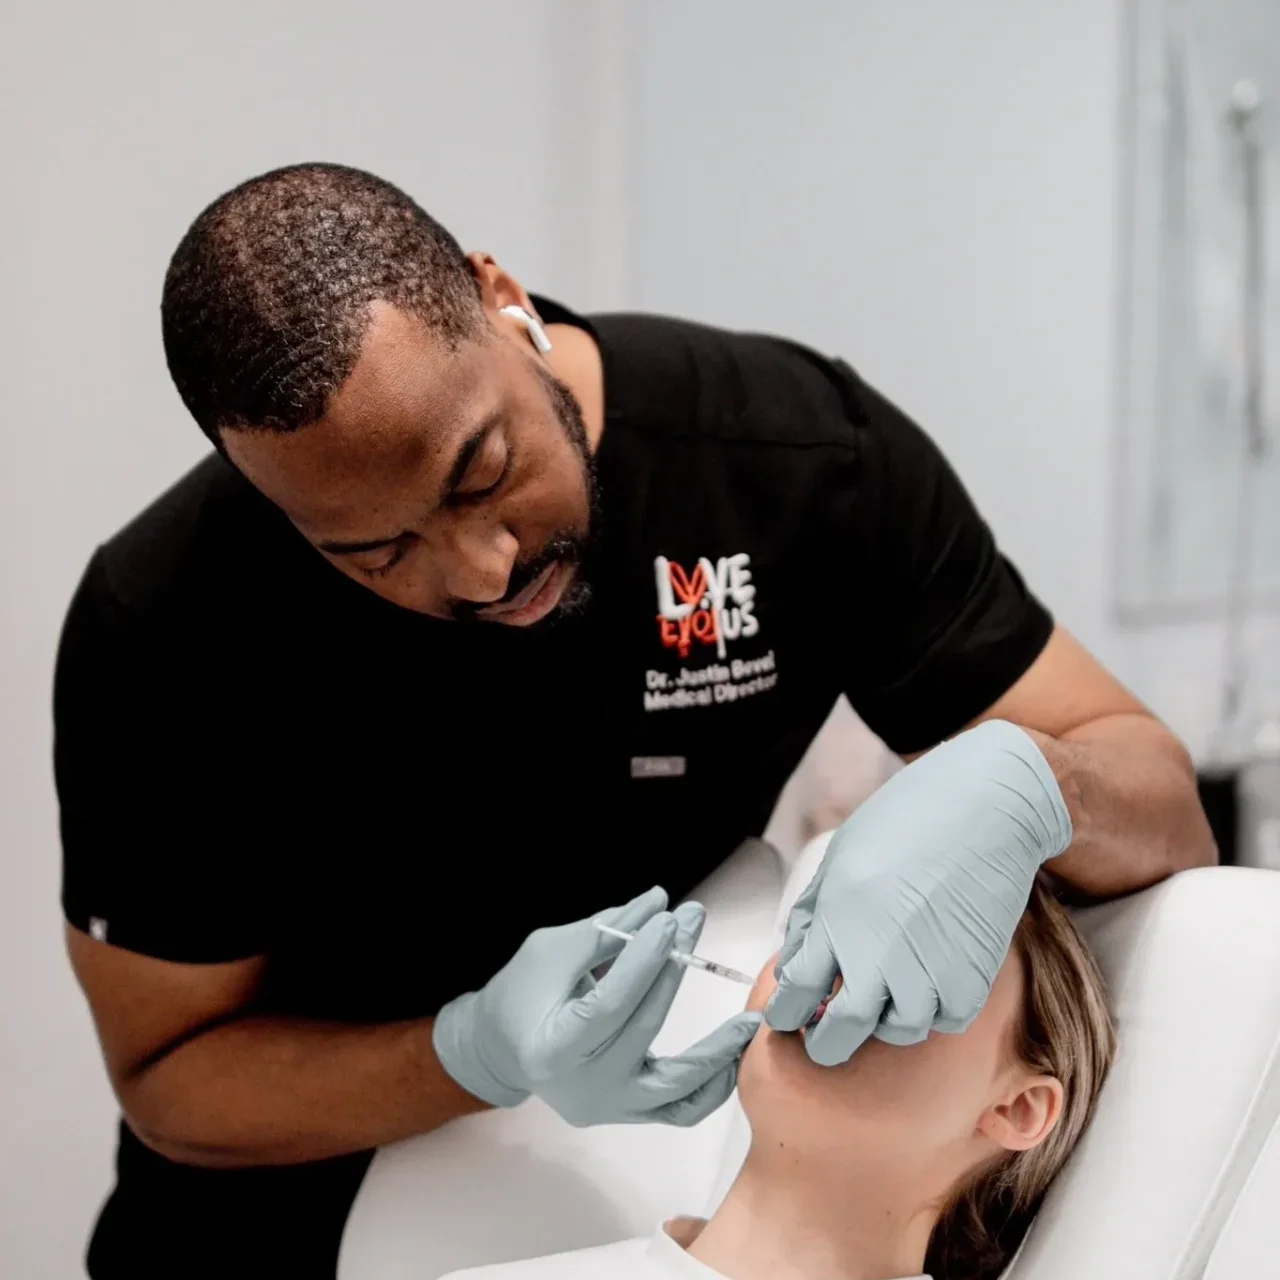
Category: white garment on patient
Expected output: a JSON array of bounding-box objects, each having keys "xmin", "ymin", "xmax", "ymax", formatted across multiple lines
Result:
[{"xmin": 438, "ymin": 1217, "xmax": 931, "ymax": 1280}]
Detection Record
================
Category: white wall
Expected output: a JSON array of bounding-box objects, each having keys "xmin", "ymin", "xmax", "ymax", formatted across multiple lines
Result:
[
  {"xmin": 627, "ymin": 0, "xmax": 1280, "ymax": 762},
  {"xmin": 630, "ymin": 0, "xmax": 1139, "ymax": 688},
  {"xmin": 0, "ymin": 3, "xmax": 630, "ymax": 1275}
]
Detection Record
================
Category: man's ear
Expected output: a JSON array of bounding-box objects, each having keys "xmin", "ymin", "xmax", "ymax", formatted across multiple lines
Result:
[
  {"xmin": 466, "ymin": 251, "xmax": 536, "ymax": 316},
  {"xmin": 978, "ymin": 1075, "xmax": 1064, "ymax": 1152}
]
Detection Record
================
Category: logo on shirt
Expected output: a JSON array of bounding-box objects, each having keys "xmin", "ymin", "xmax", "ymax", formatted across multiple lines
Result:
[
  {"xmin": 654, "ymin": 553, "xmax": 759, "ymax": 660},
  {"xmin": 643, "ymin": 552, "xmax": 777, "ymax": 713}
]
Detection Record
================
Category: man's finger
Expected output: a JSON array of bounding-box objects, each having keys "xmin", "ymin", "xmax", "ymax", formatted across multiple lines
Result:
[
  {"xmin": 569, "ymin": 911, "xmax": 678, "ymax": 1050},
  {"xmin": 930, "ymin": 965, "xmax": 991, "ymax": 1034},
  {"xmin": 774, "ymin": 876, "xmax": 820, "ymax": 973},
  {"xmin": 550, "ymin": 885, "xmax": 669, "ymax": 986},
  {"xmin": 643, "ymin": 1012, "xmax": 762, "ymax": 1101},
  {"xmin": 609, "ymin": 901, "xmax": 707, "ymax": 1061},
  {"xmin": 803, "ymin": 973, "xmax": 886, "ymax": 1066},
  {"xmin": 875, "ymin": 963, "xmax": 936, "ymax": 1047},
  {"xmin": 648, "ymin": 1060, "xmax": 740, "ymax": 1127},
  {"xmin": 765, "ymin": 926, "xmax": 837, "ymax": 1032},
  {"xmin": 595, "ymin": 885, "xmax": 670, "ymax": 944},
  {"xmin": 773, "ymin": 848, "xmax": 832, "ymax": 975}
]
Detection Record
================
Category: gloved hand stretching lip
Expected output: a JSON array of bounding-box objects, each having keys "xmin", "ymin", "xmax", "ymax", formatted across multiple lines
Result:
[
  {"xmin": 433, "ymin": 885, "xmax": 761, "ymax": 1127},
  {"xmin": 803, "ymin": 979, "xmax": 840, "ymax": 1031},
  {"xmin": 767, "ymin": 719, "xmax": 1073, "ymax": 1067}
]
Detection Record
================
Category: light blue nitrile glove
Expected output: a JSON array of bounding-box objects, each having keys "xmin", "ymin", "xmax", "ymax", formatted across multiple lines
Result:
[
  {"xmin": 433, "ymin": 886, "xmax": 762, "ymax": 1127},
  {"xmin": 766, "ymin": 719, "xmax": 1072, "ymax": 1067}
]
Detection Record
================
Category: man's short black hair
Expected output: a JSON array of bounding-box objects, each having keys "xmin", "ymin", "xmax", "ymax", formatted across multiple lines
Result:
[{"xmin": 161, "ymin": 163, "xmax": 484, "ymax": 443}]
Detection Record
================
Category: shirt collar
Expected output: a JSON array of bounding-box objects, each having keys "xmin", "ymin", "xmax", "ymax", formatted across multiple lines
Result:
[
  {"xmin": 645, "ymin": 1217, "xmax": 932, "ymax": 1280},
  {"xmin": 645, "ymin": 1219, "xmax": 728, "ymax": 1277}
]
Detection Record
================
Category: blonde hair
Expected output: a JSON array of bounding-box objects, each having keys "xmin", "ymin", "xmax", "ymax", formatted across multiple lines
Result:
[{"xmin": 924, "ymin": 875, "xmax": 1117, "ymax": 1279}]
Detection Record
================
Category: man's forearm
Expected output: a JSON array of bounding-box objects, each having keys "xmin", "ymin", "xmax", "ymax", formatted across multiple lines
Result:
[
  {"xmin": 121, "ymin": 1013, "xmax": 489, "ymax": 1168},
  {"xmin": 1026, "ymin": 712, "xmax": 1217, "ymax": 899}
]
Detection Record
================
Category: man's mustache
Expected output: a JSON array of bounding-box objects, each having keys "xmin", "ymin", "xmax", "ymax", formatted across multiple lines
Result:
[{"xmin": 446, "ymin": 536, "xmax": 585, "ymax": 622}]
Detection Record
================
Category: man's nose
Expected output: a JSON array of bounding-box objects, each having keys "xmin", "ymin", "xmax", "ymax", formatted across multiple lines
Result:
[{"xmin": 440, "ymin": 521, "xmax": 520, "ymax": 604}]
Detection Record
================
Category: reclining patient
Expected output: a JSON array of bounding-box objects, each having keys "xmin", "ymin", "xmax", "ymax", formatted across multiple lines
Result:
[{"xmin": 443, "ymin": 877, "xmax": 1115, "ymax": 1280}]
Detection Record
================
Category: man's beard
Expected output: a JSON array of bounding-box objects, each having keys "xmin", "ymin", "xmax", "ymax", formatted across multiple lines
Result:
[{"xmin": 446, "ymin": 363, "xmax": 602, "ymax": 625}]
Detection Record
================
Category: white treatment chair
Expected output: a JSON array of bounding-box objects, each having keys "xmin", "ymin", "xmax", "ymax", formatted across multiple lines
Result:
[
  {"xmin": 1000, "ymin": 863, "xmax": 1280, "ymax": 1279},
  {"xmin": 707, "ymin": 837, "xmax": 1280, "ymax": 1280},
  {"xmin": 1204, "ymin": 1117, "xmax": 1280, "ymax": 1277},
  {"xmin": 340, "ymin": 835, "xmax": 1280, "ymax": 1279}
]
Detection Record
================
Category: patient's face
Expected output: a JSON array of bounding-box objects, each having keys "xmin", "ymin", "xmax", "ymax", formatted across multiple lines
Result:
[{"xmin": 739, "ymin": 945, "xmax": 1029, "ymax": 1174}]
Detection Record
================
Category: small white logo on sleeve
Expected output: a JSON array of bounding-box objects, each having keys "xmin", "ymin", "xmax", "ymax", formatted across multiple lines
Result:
[
  {"xmin": 631, "ymin": 755, "xmax": 687, "ymax": 779},
  {"xmin": 88, "ymin": 917, "xmax": 108, "ymax": 942}
]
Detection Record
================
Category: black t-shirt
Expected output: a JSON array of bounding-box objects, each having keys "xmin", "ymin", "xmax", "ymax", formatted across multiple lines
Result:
[{"xmin": 54, "ymin": 298, "xmax": 1052, "ymax": 1278}]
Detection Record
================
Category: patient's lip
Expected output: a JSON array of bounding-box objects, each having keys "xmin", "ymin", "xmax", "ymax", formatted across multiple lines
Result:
[{"xmin": 802, "ymin": 996, "xmax": 833, "ymax": 1033}]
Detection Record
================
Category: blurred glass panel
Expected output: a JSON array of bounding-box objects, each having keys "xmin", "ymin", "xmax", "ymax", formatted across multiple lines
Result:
[{"xmin": 1119, "ymin": 0, "xmax": 1280, "ymax": 620}]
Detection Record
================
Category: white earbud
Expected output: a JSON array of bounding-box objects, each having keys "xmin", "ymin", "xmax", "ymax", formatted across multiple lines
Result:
[{"xmin": 498, "ymin": 304, "xmax": 553, "ymax": 354}]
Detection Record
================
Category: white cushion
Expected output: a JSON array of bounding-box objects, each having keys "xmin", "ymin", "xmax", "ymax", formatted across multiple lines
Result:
[
  {"xmin": 708, "ymin": 834, "xmax": 1280, "ymax": 1279},
  {"xmin": 1203, "ymin": 1117, "xmax": 1280, "ymax": 1278},
  {"xmin": 1011, "ymin": 866, "xmax": 1280, "ymax": 1279},
  {"xmin": 338, "ymin": 838, "xmax": 785, "ymax": 1280}
]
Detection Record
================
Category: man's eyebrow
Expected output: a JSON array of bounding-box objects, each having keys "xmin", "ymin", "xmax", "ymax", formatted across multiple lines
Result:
[
  {"xmin": 317, "ymin": 532, "xmax": 402, "ymax": 555},
  {"xmin": 316, "ymin": 412, "xmax": 504, "ymax": 557}
]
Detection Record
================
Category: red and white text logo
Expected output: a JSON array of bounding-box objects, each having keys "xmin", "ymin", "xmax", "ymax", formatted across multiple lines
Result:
[{"xmin": 654, "ymin": 553, "xmax": 759, "ymax": 659}]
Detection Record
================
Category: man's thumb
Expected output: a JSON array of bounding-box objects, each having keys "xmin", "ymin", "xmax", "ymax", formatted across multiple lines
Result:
[{"xmin": 765, "ymin": 926, "xmax": 837, "ymax": 1033}]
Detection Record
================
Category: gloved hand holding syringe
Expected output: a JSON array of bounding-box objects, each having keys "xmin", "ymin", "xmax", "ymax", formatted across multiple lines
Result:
[{"xmin": 432, "ymin": 886, "xmax": 761, "ymax": 1129}]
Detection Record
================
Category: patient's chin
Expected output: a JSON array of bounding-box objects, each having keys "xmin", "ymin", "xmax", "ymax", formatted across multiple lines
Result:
[
  {"xmin": 738, "ymin": 1027, "xmax": 902, "ymax": 1159},
  {"xmin": 740, "ymin": 960, "xmax": 891, "ymax": 1114},
  {"xmin": 738, "ymin": 1018, "xmax": 832, "ymax": 1113},
  {"xmin": 740, "ymin": 1008, "xmax": 955, "ymax": 1117}
]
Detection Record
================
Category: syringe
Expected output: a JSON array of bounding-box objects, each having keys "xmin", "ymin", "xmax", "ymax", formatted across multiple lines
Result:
[{"xmin": 593, "ymin": 920, "xmax": 755, "ymax": 986}]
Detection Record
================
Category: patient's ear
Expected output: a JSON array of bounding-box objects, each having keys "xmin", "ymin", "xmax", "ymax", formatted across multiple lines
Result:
[{"xmin": 978, "ymin": 1075, "xmax": 1064, "ymax": 1152}]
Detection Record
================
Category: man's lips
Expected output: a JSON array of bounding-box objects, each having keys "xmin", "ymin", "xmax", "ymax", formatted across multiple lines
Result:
[
  {"xmin": 476, "ymin": 561, "xmax": 565, "ymax": 623},
  {"xmin": 476, "ymin": 562, "xmax": 556, "ymax": 618}
]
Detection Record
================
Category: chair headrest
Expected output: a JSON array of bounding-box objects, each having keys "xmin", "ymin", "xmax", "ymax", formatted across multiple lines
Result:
[{"xmin": 1013, "ymin": 865, "xmax": 1280, "ymax": 1279}]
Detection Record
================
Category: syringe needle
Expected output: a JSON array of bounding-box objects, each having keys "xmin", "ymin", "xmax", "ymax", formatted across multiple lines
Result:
[{"xmin": 593, "ymin": 920, "xmax": 754, "ymax": 986}]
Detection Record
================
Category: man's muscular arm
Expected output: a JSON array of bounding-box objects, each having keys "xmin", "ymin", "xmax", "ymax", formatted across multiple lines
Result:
[{"xmin": 66, "ymin": 923, "xmax": 487, "ymax": 1169}]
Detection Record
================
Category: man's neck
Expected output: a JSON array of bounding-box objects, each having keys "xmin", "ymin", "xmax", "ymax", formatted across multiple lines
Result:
[
  {"xmin": 544, "ymin": 322, "xmax": 605, "ymax": 452},
  {"xmin": 686, "ymin": 1144, "xmax": 935, "ymax": 1280}
]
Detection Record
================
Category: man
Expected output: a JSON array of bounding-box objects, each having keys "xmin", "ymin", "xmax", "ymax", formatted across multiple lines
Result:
[{"xmin": 54, "ymin": 163, "xmax": 1214, "ymax": 1279}]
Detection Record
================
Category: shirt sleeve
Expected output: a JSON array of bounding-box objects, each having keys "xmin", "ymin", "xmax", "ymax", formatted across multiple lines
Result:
[
  {"xmin": 836, "ymin": 368, "xmax": 1054, "ymax": 756},
  {"xmin": 54, "ymin": 551, "xmax": 273, "ymax": 962}
]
